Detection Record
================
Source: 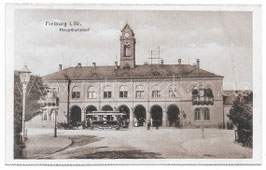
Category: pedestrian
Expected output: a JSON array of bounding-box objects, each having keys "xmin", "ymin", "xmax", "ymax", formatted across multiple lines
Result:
[
  {"xmin": 147, "ymin": 120, "xmax": 151, "ymax": 130},
  {"xmin": 156, "ymin": 120, "xmax": 159, "ymax": 130}
]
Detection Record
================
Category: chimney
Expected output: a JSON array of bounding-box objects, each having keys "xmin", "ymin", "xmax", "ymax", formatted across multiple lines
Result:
[
  {"xmin": 115, "ymin": 61, "xmax": 118, "ymax": 70},
  {"xmin": 196, "ymin": 59, "xmax": 200, "ymax": 69},
  {"xmin": 92, "ymin": 62, "xmax": 96, "ymax": 68},
  {"xmin": 178, "ymin": 59, "xmax": 181, "ymax": 65},
  {"xmin": 59, "ymin": 64, "xmax": 62, "ymax": 71},
  {"xmin": 77, "ymin": 63, "xmax": 81, "ymax": 67},
  {"xmin": 161, "ymin": 59, "xmax": 164, "ymax": 65}
]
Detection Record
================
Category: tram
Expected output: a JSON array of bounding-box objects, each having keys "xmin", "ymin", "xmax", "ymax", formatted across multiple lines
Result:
[{"xmin": 85, "ymin": 111, "xmax": 128, "ymax": 130}]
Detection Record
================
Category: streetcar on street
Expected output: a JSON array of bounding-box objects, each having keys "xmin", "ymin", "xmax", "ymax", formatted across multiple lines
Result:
[{"xmin": 85, "ymin": 111, "xmax": 129, "ymax": 130}]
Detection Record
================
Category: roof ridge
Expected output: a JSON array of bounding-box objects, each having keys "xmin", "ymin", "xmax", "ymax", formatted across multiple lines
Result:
[{"xmin": 42, "ymin": 64, "xmax": 223, "ymax": 80}]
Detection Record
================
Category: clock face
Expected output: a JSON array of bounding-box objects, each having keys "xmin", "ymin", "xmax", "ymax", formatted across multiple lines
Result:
[{"xmin": 125, "ymin": 33, "xmax": 129, "ymax": 37}]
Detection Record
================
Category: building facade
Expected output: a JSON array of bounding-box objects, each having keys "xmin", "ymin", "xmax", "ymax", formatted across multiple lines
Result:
[{"xmin": 42, "ymin": 24, "xmax": 224, "ymax": 128}]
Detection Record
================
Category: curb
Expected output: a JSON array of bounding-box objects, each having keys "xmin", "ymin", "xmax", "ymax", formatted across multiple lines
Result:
[{"xmin": 35, "ymin": 138, "xmax": 74, "ymax": 159}]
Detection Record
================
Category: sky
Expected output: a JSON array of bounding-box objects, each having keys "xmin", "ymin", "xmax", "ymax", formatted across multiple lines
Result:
[{"xmin": 14, "ymin": 9, "xmax": 253, "ymax": 90}]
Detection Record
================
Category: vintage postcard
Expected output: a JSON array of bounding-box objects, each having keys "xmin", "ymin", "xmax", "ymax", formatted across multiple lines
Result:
[{"xmin": 5, "ymin": 4, "xmax": 261, "ymax": 165}]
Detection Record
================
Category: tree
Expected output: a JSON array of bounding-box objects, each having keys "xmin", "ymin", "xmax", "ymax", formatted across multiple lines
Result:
[
  {"xmin": 228, "ymin": 91, "xmax": 253, "ymax": 148},
  {"xmin": 14, "ymin": 71, "xmax": 44, "ymax": 158}
]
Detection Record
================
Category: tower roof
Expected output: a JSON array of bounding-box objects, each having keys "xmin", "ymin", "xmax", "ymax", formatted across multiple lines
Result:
[{"xmin": 121, "ymin": 23, "xmax": 132, "ymax": 32}]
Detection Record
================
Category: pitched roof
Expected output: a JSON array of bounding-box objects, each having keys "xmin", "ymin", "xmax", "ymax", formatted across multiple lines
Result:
[
  {"xmin": 121, "ymin": 23, "xmax": 132, "ymax": 32},
  {"xmin": 43, "ymin": 64, "xmax": 223, "ymax": 81}
]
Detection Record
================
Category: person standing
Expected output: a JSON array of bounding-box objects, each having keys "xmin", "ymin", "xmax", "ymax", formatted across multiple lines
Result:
[
  {"xmin": 147, "ymin": 120, "xmax": 151, "ymax": 130},
  {"xmin": 156, "ymin": 119, "xmax": 159, "ymax": 130}
]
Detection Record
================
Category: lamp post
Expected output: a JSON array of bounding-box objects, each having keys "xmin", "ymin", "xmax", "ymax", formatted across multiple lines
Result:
[
  {"xmin": 201, "ymin": 110, "xmax": 205, "ymax": 139},
  {"xmin": 19, "ymin": 64, "xmax": 31, "ymax": 142},
  {"xmin": 54, "ymin": 97, "xmax": 59, "ymax": 137},
  {"xmin": 54, "ymin": 109, "xmax": 58, "ymax": 137}
]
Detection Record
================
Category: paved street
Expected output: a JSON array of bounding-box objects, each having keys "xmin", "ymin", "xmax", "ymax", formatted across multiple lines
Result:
[{"xmin": 25, "ymin": 127, "xmax": 252, "ymax": 159}]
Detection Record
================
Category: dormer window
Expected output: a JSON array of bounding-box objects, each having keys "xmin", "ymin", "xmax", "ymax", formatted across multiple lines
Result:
[{"xmin": 152, "ymin": 71, "xmax": 160, "ymax": 76}]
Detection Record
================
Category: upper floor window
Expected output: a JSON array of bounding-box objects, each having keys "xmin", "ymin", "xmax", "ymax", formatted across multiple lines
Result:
[
  {"xmin": 169, "ymin": 85, "xmax": 177, "ymax": 98},
  {"xmin": 199, "ymin": 85, "xmax": 204, "ymax": 97},
  {"xmin": 87, "ymin": 86, "xmax": 96, "ymax": 99},
  {"xmin": 72, "ymin": 86, "xmax": 80, "ymax": 99},
  {"xmin": 192, "ymin": 86, "xmax": 214, "ymax": 105},
  {"xmin": 124, "ymin": 44, "xmax": 131, "ymax": 56},
  {"xmin": 194, "ymin": 108, "xmax": 201, "ymax": 120},
  {"xmin": 192, "ymin": 86, "xmax": 199, "ymax": 97},
  {"xmin": 136, "ymin": 85, "xmax": 145, "ymax": 98},
  {"xmin": 103, "ymin": 86, "xmax": 112, "ymax": 99},
  {"xmin": 152, "ymin": 85, "xmax": 161, "ymax": 98},
  {"xmin": 119, "ymin": 85, "xmax": 128, "ymax": 98}
]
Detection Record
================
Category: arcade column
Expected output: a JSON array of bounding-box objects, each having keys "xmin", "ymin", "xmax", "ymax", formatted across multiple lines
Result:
[
  {"xmin": 81, "ymin": 108, "xmax": 86, "ymax": 122},
  {"xmin": 129, "ymin": 109, "xmax": 134, "ymax": 127},
  {"xmin": 146, "ymin": 110, "xmax": 151, "ymax": 122},
  {"xmin": 162, "ymin": 110, "xmax": 167, "ymax": 127}
]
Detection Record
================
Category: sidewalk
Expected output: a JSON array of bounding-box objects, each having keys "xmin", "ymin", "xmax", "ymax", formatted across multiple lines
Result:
[
  {"xmin": 25, "ymin": 134, "xmax": 72, "ymax": 159},
  {"xmin": 182, "ymin": 136, "xmax": 252, "ymax": 158}
]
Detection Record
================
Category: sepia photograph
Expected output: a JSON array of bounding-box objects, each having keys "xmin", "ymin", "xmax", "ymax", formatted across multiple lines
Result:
[{"xmin": 5, "ymin": 4, "xmax": 262, "ymax": 165}]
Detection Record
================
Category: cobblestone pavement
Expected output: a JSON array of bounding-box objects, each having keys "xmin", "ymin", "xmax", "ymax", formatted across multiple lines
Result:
[{"xmin": 26, "ymin": 127, "xmax": 252, "ymax": 159}]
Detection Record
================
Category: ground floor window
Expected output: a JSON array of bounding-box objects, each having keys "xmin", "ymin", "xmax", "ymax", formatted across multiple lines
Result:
[
  {"xmin": 194, "ymin": 108, "xmax": 201, "ymax": 120},
  {"xmin": 194, "ymin": 107, "xmax": 210, "ymax": 120},
  {"xmin": 203, "ymin": 108, "xmax": 210, "ymax": 120}
]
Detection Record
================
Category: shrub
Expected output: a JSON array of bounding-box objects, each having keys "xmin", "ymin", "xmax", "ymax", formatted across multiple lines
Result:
[{"xmin": 228, "ymin": 91, "xmax": 253, "ymax": 148}]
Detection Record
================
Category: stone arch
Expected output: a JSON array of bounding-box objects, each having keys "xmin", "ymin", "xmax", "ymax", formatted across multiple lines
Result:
[
  {"xmin": 150, "ymin": 105, "xmax": 163, "ymax": 127},
  {"xmin": 70, "ymin": 105, "xmax": 81, "ymax": 126},
  {"xmin": 85, "ymin": 105, "xmax": 97, "ymax": 123},
  {"xmin": 102, "ymin": 105, "xmax": 113, "ymax": 111},
  {"xmin": 86, "ymin": 105, "xmax": 97, "ymax": 113},
  {"xmin": 167, "ymin": 104, "xmax": 180, "ymax": 127},
  {"xmin": 134, "ymin": 105, "xmax": 146, "ymax": 126},
  {"xmin": 117, "ymin": 105, "xmax": 130, "ymax": 119}
]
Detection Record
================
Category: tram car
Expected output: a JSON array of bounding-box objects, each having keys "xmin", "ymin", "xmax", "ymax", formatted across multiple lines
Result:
[{"xmin": 86, "ymin": 111, "xmax": 128, "ymax": 130}]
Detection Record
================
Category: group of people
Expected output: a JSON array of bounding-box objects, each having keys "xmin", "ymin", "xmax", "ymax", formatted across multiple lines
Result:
[{"xmin": 133, "ymin": 117, "xmax": 161, "ymax": 130}]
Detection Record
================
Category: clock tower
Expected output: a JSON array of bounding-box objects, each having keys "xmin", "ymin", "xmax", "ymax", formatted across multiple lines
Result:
[{"xmin": 120, "ymin": 23, "xmax": 136, "ymax": 69}]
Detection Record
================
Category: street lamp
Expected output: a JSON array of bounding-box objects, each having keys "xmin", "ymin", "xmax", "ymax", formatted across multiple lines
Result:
[
  {"xmin": 54, "ymin": 97, "xmax": 59, "ymax": 137},
  {"xmin": 19, "ymin": 64, "xmax": 31, "ymax": 142},
  {"xmin": 201, "ymin": 111, "xmax": 205, "ymax": 139}
]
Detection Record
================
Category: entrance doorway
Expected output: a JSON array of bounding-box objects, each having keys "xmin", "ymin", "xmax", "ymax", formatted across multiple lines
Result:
[
  {"xmin": 167, "ymin": 104, "xmax": 180, "ymax": 127},
  {"xmin": 70, "ymin": 106, "xmax": 81, "ymax": 126},
  {"xmin": 134, "ymin": 105, "xmax": 146, "ymax": 126},
  {"xmin": 150, "ymin": 105, "xmax": 163, "ymax": 127}
]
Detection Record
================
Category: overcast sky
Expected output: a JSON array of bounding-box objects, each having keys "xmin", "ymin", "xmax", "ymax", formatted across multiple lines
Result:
[{"xmin": 14, "ymin": 9, "xmax": 252, "ymax": 90}]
